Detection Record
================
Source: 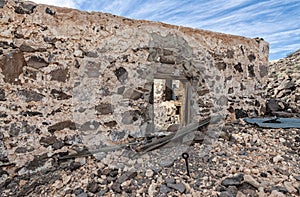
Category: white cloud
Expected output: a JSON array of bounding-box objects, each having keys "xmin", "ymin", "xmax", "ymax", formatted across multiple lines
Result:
[{"xmin": 30, "ymin": 0, "xmax": 78, "ymax": 8}]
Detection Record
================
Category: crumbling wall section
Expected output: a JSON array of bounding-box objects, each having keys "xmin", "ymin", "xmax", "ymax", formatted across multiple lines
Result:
[{"xmin": 0, "ymin": 0, "xmax": 269, "ymax": 186}]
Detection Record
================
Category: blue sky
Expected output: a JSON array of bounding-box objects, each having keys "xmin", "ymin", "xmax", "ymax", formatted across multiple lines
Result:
[{"xmin": 31, "ymin": 0, "xmax": 300, "ymax": 60}]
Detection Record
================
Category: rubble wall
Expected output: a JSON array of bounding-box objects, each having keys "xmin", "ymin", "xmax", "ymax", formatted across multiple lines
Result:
[{"xmin": 0, "ymin": 0, "xmax": 268, "ymax": 178}]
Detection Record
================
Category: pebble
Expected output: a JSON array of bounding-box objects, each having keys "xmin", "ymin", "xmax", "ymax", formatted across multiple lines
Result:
[
  {"xmin": 148, "ymin": 181, "xmax": 157, "ymax": 197},
  {"xmin": 258, "ymin": 187, "xmax": 267, "ymax": 197},
  {"xmin": 244, "ymin": 174, "xmax": 260, "ymax": 188},
  {"xmin": 236, "ymin": 191, "xmax": 246, "ymax": 197},
  {"xmin": 167, "ymin": 183, "xmax": 186, "ymax": 193},
  {"xmin": 145, "ymin": 169, "xmax": 154, "ymax": 177},
  {"xmin": 273, "ymin": 155, "xmax": 284, "ymax": 163},
  {"xmin": 159, "ymin": 184, "xmax": 171, "ymax": 194},
  {"xmin": 283, "ymin": 181, "xmax": 297, "ymax": 193},
  {"xmin": 269, "ymin": 190, "xmax": 285, "ymax": 197},
  {"xmin": 221, "ymin": 174, "xmax": 244, "ymax": 186}
]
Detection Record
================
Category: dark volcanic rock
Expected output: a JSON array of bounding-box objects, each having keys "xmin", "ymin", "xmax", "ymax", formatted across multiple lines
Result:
[
  {"xmin": 115, "ymin": 67, "xmax": 128, "ymax": 83},
  {"xmin": 69, "ymin": 161, "xmax": 81, "ymax": 171},
  {"xmin": 48, "ymin": 120, "xmax": 76, "ymax": 133},
  {"xmin": 159, "ymin": 184, "xmax": 171, "ymax": 194},
  {"xmin": 50, "ymin": 89, "xmax": 72, "ymax": 100},
  {"xmin": 111, "ymin": 182, "xmax": 122, "ymax": 193},
  {"xmin": 15, "ymin": 146, "xmax": 34, "ymax": 153},
  {"xmin": 219, "ymin": 191, "xmax": 235, "ymax": 197},
  {"xmin": 86, "ymin": 181, "xmax": 99, "ymax": 193},
  {"xmin": 26, "ymin": 154, "xmax": 48, "ymax": 171},
  {"xmin": 14, "ymin": 2, "xmax": 37, "ymax": 14},
  {"xmin": 21, "ymin": 111, "xmax": 43, "ymax": 117},
  {"xmin": 0, "ymin": 88, "xmax": 5, "ymax": 101},
  {"xmin": 117, "ymin": 171, "xmax": 137, "ymax": 183},
  {"xmin": 109, "ymin": 130, "xmax": 126, "ymax": 142},
  {"xmin": 79, "ymin": 121, "xmax": 100, "ymax": 131},
  {"xmin": 27, "ymin": 56, "xmax": 49, "ymax": 69},
  {"xmin": 9, "ymin": 121, "xmax": 38, "ymax": 137},
  {"xmin": 49, "ymin": 68, "xmax": 69, "ymax": 82},
  {"xmin": 18, "ymin": 89, "xmax": 44, "ymax": 102},
  {"xmin": 270, "ymin": 186, "xmax": 289, "ymax": 194},
  {"xmin": 235, "ymin": 109, "xmax": 248, "ymax": 119},
  {"xmin": 104, "ymin": 120, "xmax": 117, "ymax": 128},
  {"xmin": 45, "ymin": 7, "xmax": 56, "ymax": 16},
  {"xmin": 40, "ymin": 136, "xmax": 59, "ymax": 147},
  {"xmin": 266, "ymin": 98, "xmax": 284, "ymax": 113},
  {"xmin": 221, "ymin": 174, "xmax": 244, "ymax": 186},
  {"xmin": 0, "ymin": 50, "xmax": 26, "ymax": 84},
  {"xmin": 95, "ymin": 103, "xmax": 113, "ymax": 115},
  {"xmin": 234, "ymin": 62, "xmax": 243, "ymax": 73},
  {"xmin": 167, "ymin": 183, "xmax": 186, "ymax": 193}
]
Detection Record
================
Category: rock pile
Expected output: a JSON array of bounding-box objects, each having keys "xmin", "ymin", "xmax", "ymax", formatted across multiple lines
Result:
[{"xmin": 266, "ymin": 49, "xmax": 300, "ymax": 117}]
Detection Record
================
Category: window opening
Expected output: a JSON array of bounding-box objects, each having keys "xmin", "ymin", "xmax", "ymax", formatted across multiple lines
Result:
[{"xmin": 153, "ymin": 78, "xmax": 190, "ymax": 131}]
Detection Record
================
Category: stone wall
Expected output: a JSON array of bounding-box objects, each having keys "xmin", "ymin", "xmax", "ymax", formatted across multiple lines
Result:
[{"xmin": 0, "ymin": 0, "xmax": 269, "ymax": 178}]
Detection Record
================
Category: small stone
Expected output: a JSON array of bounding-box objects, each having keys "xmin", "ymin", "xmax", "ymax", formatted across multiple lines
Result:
[
  {"xmin": 251, "ymin": 168, "xmax": 259, "ymax": 175},
  {"xmin": 0, "ymin": 0, "xmax": 7, "ymax": 8},
  {"xmin": 283, "ymin": 181, "xmax": 297, "ymax": 193},
  {"xmin": 50, "ymin": 89, "xmax": 71, "ymax": 100},
  {"xmin": 117, "ymin": 171, "xmax": 137, "ymax": 183},
  {"xmin": 49, "ymin": 68, "xmax": 69, "ymax": 82},
  {"xmin": 18, "ymin": 89, "xmax": 44, "ymax": 102},
  {"xmin": 148, "ymin": 181, "xmax": 157, "ymax": 197},
  {"xmin": 258, "ymin": 187, "xmax": 267, "ymax": 197},
  {"xmin": 40, "ymin": 136, "xmax": 58, "ymax": 147},
  {"xmin": 45, "ymin": 7, "xmax": 56, "ymax": 15},
  {"xmin": 270, "ymin": 186, "xmax": 288, "ymax": 194},
  {"xmin": 111, "ymin": 182, "xmax": 122, "ymax": 193},
  {"xmin": 73, "ymin": 188, "xmax": 84, "ymax": 195},
  {"xmin": 14, "ymin": 2, "xmax": 37, "ymax": 14},
  {"xmin": 115, "ymin": 67, "xmax": 128, "ymax": 83},
  {"xmin": 15, "ymin": 146, "xmax": 34, "ymax": 153},
  {"xmin": 86, "ymin": 181, "xmax": 99, "ymax": 193},
  {"xmin": 159, "ymin": 184, "xmax": 171, "ymax": 194},
  {"xmin": 226, "ymin": 186, "xmax": 238, "ymax": 196},
  {"xmin": 0, "ymin": 50, "xmax": 26, "ymax": 84},
  {"xmin": 273, "ymin": 155, "xmax": 284, "ymax": 163},
  {"xmin": 96, "ymin": 188, "xmax": 109, "ymax": 196},
  {"xmin": 244, "ymin": 175, "xmax": 260, "ymax": 188},
  {"xmin": 95, "ymin": 103, "xmax": 113, "ymax": 115},
  {"xmin": 124, "ymin": 88, "xmax": 144, "ymax": 100},
  {"xmin": 69, "ymin": 161, "xmax": 81, "ymax": 171},
  {"xmin": 27, "ymin": 56, "xmax": 49, "ymax": 69},
  {"xmin": 0, "ymin": 88, "xmax": 6, "ymax": 101},
  {"xmin": 48, "ymin": 120, "xmax": 76, "ymax": 133},
  {"xmin": 236, "ymin": 191, "xmax": 246, "ymax": 197},
  {"xmin": 165, "ymin": 177, "xmax": 175, "ymax": 184},
  {"xmin": 221, "ymin": 174, "xmax": 244, "ymax": 186},
  {"xmin": 235, "ymin": 109, "xmax": 248, "ymax": 119},
  {"xmin": 260, "ymin": 172, "xmax": 268, "ymax": 178},
  {"xmin": 121, "ymin": 110, "xmax": 140, "ymax": 124},
  {"xmin": 295, "ymin": 176, "xmax": 300, "ymax": 181},
  {"xmin": 145, "ymin": 169, "xmax": 154, "ymax": 177},
  {"xmin": 269, "ymin": 190, "xmax": 285, "ymax": 197},
  {"xmin": 159, "ymin": 158, "xmax": 174, "ymax": 167},
  {"xmin": 167, "ymin": 183, "xmax": 186, "ymax": 193},
  {"xmin": 76, "ymin": 192, "xmax": 88, "ymax": 197},
  {"xmin": 219, "ymin": 191, "xmax": 235, "ymax": 197}
]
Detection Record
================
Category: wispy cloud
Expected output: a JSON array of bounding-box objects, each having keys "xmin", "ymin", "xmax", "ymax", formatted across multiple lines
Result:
[{"xmin": 30, "ymin": 0, "xmax": 300, "ymax": 60}]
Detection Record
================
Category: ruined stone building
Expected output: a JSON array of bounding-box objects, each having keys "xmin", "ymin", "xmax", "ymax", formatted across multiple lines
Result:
[{"xmin": 0, "ymin": 0, "xmax": 269, "ymax": 181}]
